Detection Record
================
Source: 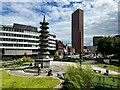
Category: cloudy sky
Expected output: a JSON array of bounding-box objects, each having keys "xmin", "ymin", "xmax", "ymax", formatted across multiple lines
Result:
[{"xmin": 0, "ymin": 0, "xmax": 119, "ymax": 46}]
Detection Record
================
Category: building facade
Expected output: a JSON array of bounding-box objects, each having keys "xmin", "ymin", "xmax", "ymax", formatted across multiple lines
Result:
[
  {"xmin": 0, "ymin": 23, "xmax": 56, "ymax": 60},
  {"xmin": 72, "ymin": 9, "xmax": 84, "ymax": 53},
  {"xmin": 56, "ymin": 40, "xmax": 66, "ymax": 55},
  {"xmin": 93, "ymin": 36, "xmax": 103, "ymax": 46},
  {"xmin": 115, "ymin": 35, "xmax": 120, "ymax": 38},
  {"xmin": 67, "ymin": 46, "xmax": 75, "ymax": 55},
  {"xmin": 48, "ymin": 34, "xmax": 56, "ymax": 55}
]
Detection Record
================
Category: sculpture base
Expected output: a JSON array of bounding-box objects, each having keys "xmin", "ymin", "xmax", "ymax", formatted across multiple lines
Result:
[{"xmin": 35, "ymin": 58, "xmax": 53, "ymax": 68}]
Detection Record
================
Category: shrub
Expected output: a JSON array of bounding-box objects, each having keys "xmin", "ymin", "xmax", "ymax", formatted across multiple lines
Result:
[
  {"xmin": 54, "ymin": 51, "xmax": 60, "ymax": 60},
  {"xmin": 14, "ymin": 56, "xmax": 34, "ymax": 65},
  {"xmin": 62, "ymin": 61, "xmax": 95, "ymax": 89},
  {"xmin": 21, "ymin": 56, "xmax": 34, "ymax": 63},
  {"xmin": 2, "ymin": 56, "xmax": 34, "ymax": 68},
  {"xmin": 14, "ymin": 58, "xmax": 23, "ymax": 65}
]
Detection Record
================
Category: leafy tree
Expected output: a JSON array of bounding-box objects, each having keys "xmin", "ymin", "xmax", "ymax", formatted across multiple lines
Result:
[
  {"xmin": 114, "ymin": 37, "xmax": 120, "ymax": 58},
  {"xmin": 97, "ymin": 36, "xmax": 114, "ymax": 57},
  {"xmin": 54, "ymin": 51, "xmax": 60, "ymax": 60},
  {"xmin": 62, "ymin": 62, "xmax": 95, "ymax": 89},
  {"xmin": 97, "ymin": 36, "xmax": 120, "ymax": 59}
]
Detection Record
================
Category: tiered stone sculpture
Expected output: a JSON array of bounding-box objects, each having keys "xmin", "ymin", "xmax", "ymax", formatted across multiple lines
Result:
[{"xmin": 35, "ymin": 16, "xmax": 53, "ymax": 68}]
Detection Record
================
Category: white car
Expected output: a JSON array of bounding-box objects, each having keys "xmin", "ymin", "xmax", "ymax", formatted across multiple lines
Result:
[{"xmin": 71, "ymin": 55, "xmax": 80, "ymax": 59}]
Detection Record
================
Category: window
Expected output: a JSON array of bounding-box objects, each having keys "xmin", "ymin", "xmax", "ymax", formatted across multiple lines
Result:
[{"xmin": 0, "ymin": 33, "xmax": 2, "ymax": 36}]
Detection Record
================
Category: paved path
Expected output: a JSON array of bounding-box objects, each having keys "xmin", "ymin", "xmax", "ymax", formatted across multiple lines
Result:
[
  {"xmin": 5, "ymin": 61, "xmax": 76, "ymax": 89},
  {"xmin": 7, "ymin": 61, "xmax": 73, "ymax": 77},
  {"xmin": 91, "ymin": 65, "xmax": 120, "ymax": 75},
  {"xmin": 7, "ymin": 61, "xmax": 120, "ymax": 77},
  {"xmin": 3, "ymin": 61, "xmax": 120, "ymax": 89}
]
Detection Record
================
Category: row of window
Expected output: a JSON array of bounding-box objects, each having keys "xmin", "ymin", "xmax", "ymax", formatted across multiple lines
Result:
[
  {"xmin": 49, "ymin": 46, "xmax": 56, "ymax": 48},
  {"xmin": 1, "ymin": 38, "xmax": 56, "ymax": 44},
  {"xmin": 3, "ymin": 27, "xmax": 37, "ymax": 34},
  {"xmin": 2, "ymin": 38, "xmax": 38, "ymax": 43},
  {"xmin": 3, "ymin": 43, "xmax": 37, "ymax": 47},
  {"xmin": 2, "ymin": 43, "xmax": 56, "ymax": 48},
  {"xmin": 2, "ymin": 33, "xmax": 39, "ymax": 39},
  {"xmin": 24, "ymin": 30, "xmax": 38, "ymax": 34},
  {"xmin": 1, "ymin": 33, "xmax": 57, "ymax": 40},
  {"xmin": 49, "ymin": 38, "xmax": 56, "ymax": 41},
  {"xmin": 3, "ymin": 28, "xmax": 24, "ymax": 32}
]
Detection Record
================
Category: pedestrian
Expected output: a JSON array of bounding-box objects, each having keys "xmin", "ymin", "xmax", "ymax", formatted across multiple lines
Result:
[
  {"xmin": 47, "ymin": 69, "xmax": 53, "ymax": 76},
  {"xmin": 38, "ymin": 64, "xmax": 41, "ymax": 75},
  {"xmin": 38, "ymin": 67, "xmax": 40, "ymax": 75},
  {"xmin": 106, "ymin": 69, "xmax": 109, "ymax": 75}
]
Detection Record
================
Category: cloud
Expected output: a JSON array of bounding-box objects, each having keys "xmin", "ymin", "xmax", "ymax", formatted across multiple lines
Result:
[
  {"xmin": 1, "ymin": 0, "xmax": 119, "ymax": 46},
  {"xmin": 84, "ymin": 0, "xmax": 118, "ymax": 45}
]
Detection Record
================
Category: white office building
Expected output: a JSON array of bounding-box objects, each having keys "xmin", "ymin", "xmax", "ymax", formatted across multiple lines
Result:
[{"xmin": 0, "ymin": 23, "xmax": 56, "ymax": 60}]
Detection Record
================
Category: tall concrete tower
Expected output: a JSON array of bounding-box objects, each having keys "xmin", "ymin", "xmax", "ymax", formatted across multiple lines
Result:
[{"xmin": 72, "ymin": 9, "xmax": 84, "ymax": 54}]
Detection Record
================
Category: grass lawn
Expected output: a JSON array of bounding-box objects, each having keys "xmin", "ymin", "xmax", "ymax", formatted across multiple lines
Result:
[
  {"xmin": 0, "ymin": 70, "xmax": 2, "ymax": 89},
  {"xmin": 94, "ymin": 62, "xmax": 119, "ymax": 71},
  {"xmin": 1, "ymin": 70, "xmax": 60, "ymax": 89}
]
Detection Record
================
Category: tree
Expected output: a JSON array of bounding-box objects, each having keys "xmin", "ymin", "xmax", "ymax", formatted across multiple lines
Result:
[
  {"xmin": 54, "ymin": 51, "xmax": 60, "ymax": 60},
  {"xmin": 97, "ymin": 36, "xmax": 114, "ymax": 57},
  {"xmin": 114, "ymin": 37, "xmax": 120, "ymax": 58},
  {"xmin": 97, "ymin": 36, "xmax": 120, "ymax": 59},
  {"xmin": 62, "ymin": 62, "xmax": 95, "ymax": 89}
]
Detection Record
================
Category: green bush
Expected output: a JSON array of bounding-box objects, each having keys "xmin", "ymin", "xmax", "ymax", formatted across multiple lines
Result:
[
  {"xmin": 14, "ymin": 58, "xmax": 23, "ymax": 65},
  {"xmin": 21, "ymin": 56, "xmax": 34, "ymax": 63},
  {"xmin": 62, "ymin": 61, "xmax": 95, "ymax": 89},
  {"xmin": 14, "ymin": 56, "xmax": 34, "ymax": 64},
  {"xmin": 2, "ymin": 56, "xmax": 34, "ymax": 68},
  {"xmin": 54, "ymin": 51, "xmax": 60, "ymax": 60}
]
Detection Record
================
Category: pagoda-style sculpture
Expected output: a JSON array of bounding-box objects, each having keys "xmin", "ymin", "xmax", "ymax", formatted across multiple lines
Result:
[{"xmin": 35, "ymin": 16, "xmax": 53, "ymax": 68}]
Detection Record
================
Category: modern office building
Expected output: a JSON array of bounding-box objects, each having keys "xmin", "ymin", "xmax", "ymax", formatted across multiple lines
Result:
[
  {"xmin": 115, "ymin": 35, "xmax": 120, "ymax": 38},
  {"xmin": 48, "ymin": 34, "xmax": 56, "ymax": 55},
  {"xmin": 72, "ymin": 9, "xmax": 84, "ymax": 53},
  {"xmin": 0, "ymin": 23, "xmax": 56, "ymax": 60},
  {"xmin": 93, "ymin": 36, "xmax": 103, "ymax": 46}
]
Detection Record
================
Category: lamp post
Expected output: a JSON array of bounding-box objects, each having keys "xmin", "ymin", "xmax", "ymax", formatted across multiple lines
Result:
[
  {"xmin": 96, "ymin": 51, "xmax": 98, "ymax": 60},
  {"xmin": 79, "ymin": 51, "xmax": 82, "ymax": 66}
]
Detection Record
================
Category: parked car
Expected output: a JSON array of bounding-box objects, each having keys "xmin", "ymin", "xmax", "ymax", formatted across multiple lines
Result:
[{"xmin": 65, "ymin": 55, "xmax": 80, "ymax": 60}]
